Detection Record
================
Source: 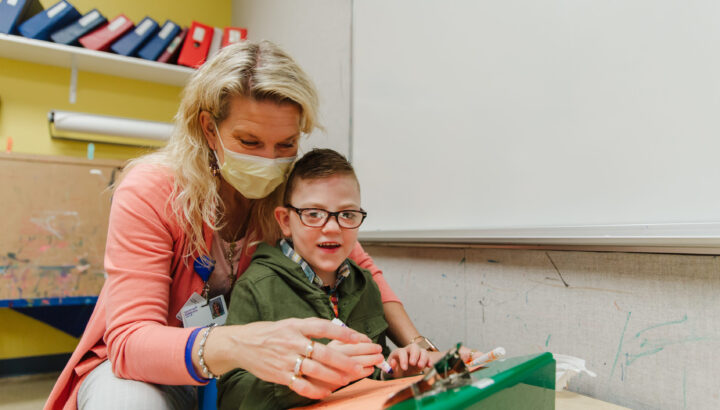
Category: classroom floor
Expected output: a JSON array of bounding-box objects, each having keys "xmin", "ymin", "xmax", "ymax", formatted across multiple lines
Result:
[{"xmin": 0, "ymin": 373, "xmax": 57, "ymax": 410}]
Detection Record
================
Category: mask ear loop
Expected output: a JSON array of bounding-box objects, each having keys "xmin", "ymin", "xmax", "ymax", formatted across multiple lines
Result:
[
  {"xmin": 209, "ymin": 120, "xmax": 223, "ymax": 177},
  {"xmin": 296, "ymin": 142, "xmax": 305, "ymax": 158}
]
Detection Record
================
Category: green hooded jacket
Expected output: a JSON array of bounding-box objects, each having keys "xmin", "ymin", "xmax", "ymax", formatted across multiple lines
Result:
[{"xmin": 217, "ymin": 242, "xmax": 390, "ymax": 410}]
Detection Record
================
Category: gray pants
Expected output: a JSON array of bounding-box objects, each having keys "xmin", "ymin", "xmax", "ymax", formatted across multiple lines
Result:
[{"xmin": 77, "ymin": 360, "xmax": 197, "ymax": 410}]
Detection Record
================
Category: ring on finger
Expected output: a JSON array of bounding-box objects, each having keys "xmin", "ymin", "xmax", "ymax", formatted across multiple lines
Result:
[
  {"xmin": 304, "ymin": 341, "xmax": 315, "ymax": 359},
  {"xmin": 293, "ymin": 355, "xmax": 305, "ymax": 377}
]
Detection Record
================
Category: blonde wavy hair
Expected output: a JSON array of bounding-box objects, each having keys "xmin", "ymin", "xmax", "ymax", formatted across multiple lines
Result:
[{"xmin": 124, "ymin": 40, "xmax": 319, "ymax": 258}]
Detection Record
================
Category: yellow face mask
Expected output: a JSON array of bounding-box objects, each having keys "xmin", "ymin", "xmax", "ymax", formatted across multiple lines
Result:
[{"xmin": 213, "ymin": 122, "xmax": 295, "ymax": 199}]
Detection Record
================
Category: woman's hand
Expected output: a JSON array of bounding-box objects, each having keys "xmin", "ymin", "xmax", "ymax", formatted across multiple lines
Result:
[
  {"xmin": 386, "ymin": 343, "xmax": 433, "ymax": 378},
  {"xmin": 326, "ymin": 339, "xmax": 385, "ymax": 370},
  {"xmin": 199, "ymin": 318, "xmax": 380, "ymax": 399}
]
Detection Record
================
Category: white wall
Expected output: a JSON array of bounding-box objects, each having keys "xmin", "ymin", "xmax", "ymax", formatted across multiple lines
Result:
[
  {"xmin": 232, "ymin": 0, "xmax": 352, "ymax": 156},
  {"xmin": 366, "ymin": 244, "xmax": 720, "ymax": 409}
]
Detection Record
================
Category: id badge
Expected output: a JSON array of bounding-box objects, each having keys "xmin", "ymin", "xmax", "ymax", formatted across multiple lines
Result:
[
  {"xmin": 179, "ymin": 294, "xmax": 228, "ymax": 328},
  {"xmin": 176, "ymin": 292, "xmax": 206, "ymax": 320}
]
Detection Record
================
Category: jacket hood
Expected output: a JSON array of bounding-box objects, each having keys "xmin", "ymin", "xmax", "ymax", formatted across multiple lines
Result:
[{"xmin": 250, "ymin": 242, "xmax": 370, "ymax": 321}]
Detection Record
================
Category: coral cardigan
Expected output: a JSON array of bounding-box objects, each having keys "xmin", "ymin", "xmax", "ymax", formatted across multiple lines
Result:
[{"xmin": 45, "ymin": 164, "xmax": 400, "ymax": 410}]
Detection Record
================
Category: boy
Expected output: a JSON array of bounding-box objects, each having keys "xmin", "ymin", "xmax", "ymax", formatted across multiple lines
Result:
[{"xmin": 217, "ymin": 149, "xmax": 428, "ymax": 409}]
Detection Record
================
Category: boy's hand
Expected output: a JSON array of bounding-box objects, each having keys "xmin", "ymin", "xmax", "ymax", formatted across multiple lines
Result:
[
  {"xmin": 427, "ymin": 346, "xmax": 479, "ymax": 366},
  {"xmin": 387, "ymin": 343, "xmax": 433, "ymax": 378},
  {"xmin": 459, "ymin": 346, "xmax": 477, "ymax": 363}
]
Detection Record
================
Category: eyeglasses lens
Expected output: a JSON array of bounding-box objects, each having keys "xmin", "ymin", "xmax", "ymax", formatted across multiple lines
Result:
[{"xmin": 299, "ymin": 209, "xmax": 365, "ymax": 228}]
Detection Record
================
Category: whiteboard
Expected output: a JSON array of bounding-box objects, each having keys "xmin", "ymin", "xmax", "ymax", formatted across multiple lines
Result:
[{"xmin": 352, "ymin": 0, "xmax": 720, "ymax": 246}]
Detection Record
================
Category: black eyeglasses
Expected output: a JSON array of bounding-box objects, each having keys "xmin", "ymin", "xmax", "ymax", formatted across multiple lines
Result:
[{"xmin": 285, "ymin": 205, "xmax": 367, "ymax": 229}]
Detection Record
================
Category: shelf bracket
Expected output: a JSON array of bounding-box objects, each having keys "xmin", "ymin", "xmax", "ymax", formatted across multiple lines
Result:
[{"xmin": 69, "ymin": 55, "xmax": 78, "ymax": 104}]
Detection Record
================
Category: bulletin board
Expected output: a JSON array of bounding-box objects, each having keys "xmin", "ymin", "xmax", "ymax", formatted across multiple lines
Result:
[{"xmin": 0, "ymin": 153, "xmax": 123, "ymax": 306}]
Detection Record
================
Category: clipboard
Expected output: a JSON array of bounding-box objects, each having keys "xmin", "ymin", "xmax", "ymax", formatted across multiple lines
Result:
[{"xmin": 295, "ymin": 347, "xmax": 555, "ymax": 410}]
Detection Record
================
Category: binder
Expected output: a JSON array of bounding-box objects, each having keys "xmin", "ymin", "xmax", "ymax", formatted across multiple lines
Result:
[
  {"xmin": 0, "ymin": 0, "xmax": 43, "ymax": 35},
  {"xmin": 110, "ymin": 16, "xmax": 159, "ymax": 56},
  {"xmin": 206, "ymin": 27, "xmax": 223, "ymax": 61},
  {"xmin": 78, "ymin": 14, "xmax": 133, "ymax": 51},
  {"xmin": 17, "ymin": 0, "xmax": 80, "ymax": 40},
  {"xmin": 157, "ymin": 28, "xmax": 187, "ymax": 64},
  {"xmin": 221, "ymin": 27, "xmax": 247, "ymax": 48},
  {"xmin": 137, "ymin": 20, "xmax": 181, "ymax": 61},
  {"xmin": 50, "ymin": 9, "xmax": 106, "ymax": 45},
  {"xmin": 177, "ymin": 21, "xmax": 214, "ymax": 68}
]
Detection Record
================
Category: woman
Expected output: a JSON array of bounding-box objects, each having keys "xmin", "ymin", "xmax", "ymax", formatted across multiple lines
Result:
[{"xmin": 45, "ymin": 40, "xmax": 435, "ymax": 410}]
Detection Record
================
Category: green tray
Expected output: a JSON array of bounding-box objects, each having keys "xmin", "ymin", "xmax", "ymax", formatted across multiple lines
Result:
[{"xmin": 388, "ymin": 352, "xmax": 556, "ymax": 410}]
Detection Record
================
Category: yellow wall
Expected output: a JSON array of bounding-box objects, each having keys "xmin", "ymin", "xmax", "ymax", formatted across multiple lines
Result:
[
  {"xmin": 0, "ymin": 0, "xmax": 232, "ymax": 161},
  {"xmin": 0, "ymin": 0, "xmax": 231, "ymax": 360}
]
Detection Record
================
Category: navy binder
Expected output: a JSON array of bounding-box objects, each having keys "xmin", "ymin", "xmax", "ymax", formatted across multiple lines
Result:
[
  {"xmin": 17, "ymin": 0, "xmax": 80, "ymax": 40},
  {"xmin": 110, "ymin": 16, "xmax": 158, "ymax": 56},
  {"xmin": 137, "ymin": 20, "xmax": 181, "ymax": 61},
  {"xmin": 50, "ymin": 9, "xmax": 106, "ymax": 45},
  {"xmin": 0, "ymin": 0, "xmax": 43, "ymax": 35}
]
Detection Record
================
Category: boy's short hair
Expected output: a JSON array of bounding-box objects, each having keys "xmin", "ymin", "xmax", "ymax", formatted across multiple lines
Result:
[{"xmin": 283, "ymin": 148, "xmax": 358, "ymax": 204}]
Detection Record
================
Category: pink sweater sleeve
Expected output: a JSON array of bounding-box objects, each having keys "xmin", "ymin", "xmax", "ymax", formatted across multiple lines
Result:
[
  {"xmin": 349, "ymin": 242, "xmax": 402, "ymax": 304},
  {"xmin": 102, "ymin": 165, "xmax": 200, "ymax": 385}
]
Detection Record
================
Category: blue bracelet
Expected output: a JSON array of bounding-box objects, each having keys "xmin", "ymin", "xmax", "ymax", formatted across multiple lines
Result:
[{"xmin": 185, "ymin": 327, "xmax": 209, "ymax": 383}]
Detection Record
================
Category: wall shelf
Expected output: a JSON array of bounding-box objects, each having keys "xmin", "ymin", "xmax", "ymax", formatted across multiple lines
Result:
[{"xmin": 0, "ymin": 33, "xmax": 193, "ymax": 86}]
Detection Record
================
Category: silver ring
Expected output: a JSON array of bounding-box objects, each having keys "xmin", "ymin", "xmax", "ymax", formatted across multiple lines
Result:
[
  {"xmin": 293, "ymin": 356, "xmax": 304, "ymax": 377},
  {"xmin": 304, "ymin": 341, "xmax": 315, "ymax": 359}
]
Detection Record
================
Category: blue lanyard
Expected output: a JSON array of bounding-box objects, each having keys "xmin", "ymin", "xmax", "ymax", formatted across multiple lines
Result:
[
  {"xmin": 193, "ymin": 255, "xmax": 215, "ymax": 299},
  {"xmin": 193, "ymin": 255, "xmax": 215, "ymax": 282}
]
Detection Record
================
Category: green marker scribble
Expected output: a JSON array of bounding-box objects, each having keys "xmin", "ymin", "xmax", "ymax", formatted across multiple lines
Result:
[
  {"xmin": 635, "ymin": 314, "xmax": 688, "ymax": 339},
  {"xmin": 610, "ymin": 311, "xmax": 631, "ymax": 379},
  {"xmin": 626, "ymin": 336, "xmax": 716, "ymax": 366},
  {"xmin": 625, "ymin": 347, "xmax": 664, "ymax": 366}
]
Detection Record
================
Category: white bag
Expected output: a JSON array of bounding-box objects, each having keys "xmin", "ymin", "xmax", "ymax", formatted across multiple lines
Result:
[{"xmin": 553, "ymin": 354, "xmax": 597, "ymax": 391}]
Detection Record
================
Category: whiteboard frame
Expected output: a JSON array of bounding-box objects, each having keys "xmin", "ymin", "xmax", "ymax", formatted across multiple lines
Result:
[{"xmin": 359, "ymin": 223, "xmax": 720, "ymax": 253}]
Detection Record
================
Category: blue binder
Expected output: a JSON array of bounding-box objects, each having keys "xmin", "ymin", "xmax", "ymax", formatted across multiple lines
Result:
[
  {"xmin": 50, "ymin": 9, "xmax": 106, "ymax": 45},
  {"xmin": 17, "ymin": 0, "xmax": 80, "ymax": 40},
  {"xmin": 137, "ymin": 20, "xmax": 181, "ymax": 61},
  {"xmin": 110, "ymin": 16, "xmax": 159, "ymax": 56},
  {"xmin": 0, "ymin": 0, "xmax": 43, "ymax": 35}
]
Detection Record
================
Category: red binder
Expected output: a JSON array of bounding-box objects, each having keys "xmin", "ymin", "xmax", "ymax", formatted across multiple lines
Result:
[
  {"xmin": 221, "ymin": 27, "xmax": 247, "ymax": 48},
  {"xmin": 157, "ymin": 27, "xmax": 187, "ymax": 64},
  {"xmin": 177, "ymin": 21, "xmax": 214, "ymax": 68},
  {"xmin": 79, "ymin": 14, "xmax": 133, "ymax": 51}
]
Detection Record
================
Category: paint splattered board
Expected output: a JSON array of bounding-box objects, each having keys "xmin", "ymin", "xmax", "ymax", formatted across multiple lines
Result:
[{"xmin": 0, "ymin": 153, "xmax": 123, "ymax": 306}]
